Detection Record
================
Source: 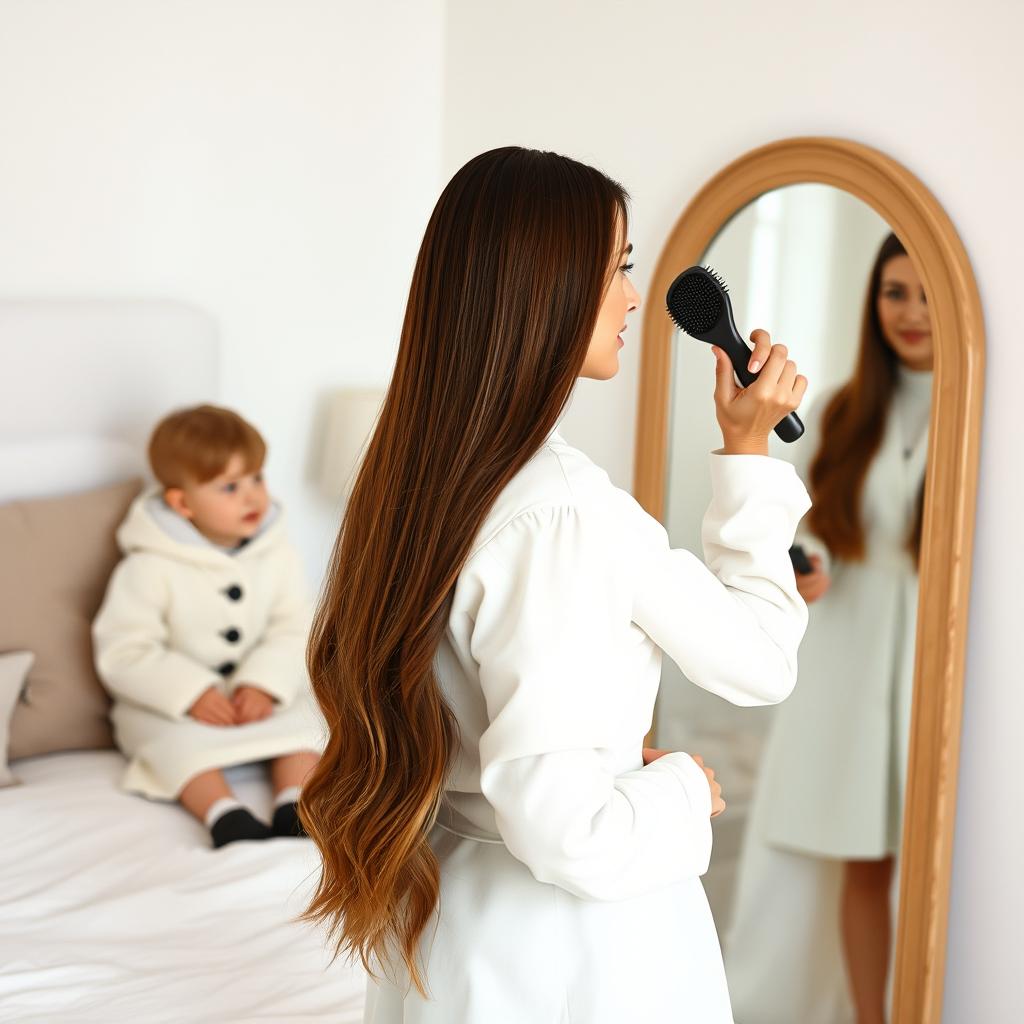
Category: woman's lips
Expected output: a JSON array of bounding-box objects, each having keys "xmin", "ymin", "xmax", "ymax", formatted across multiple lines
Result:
[{"xmin": 899, "ymin": 330, "xmax": 929, "ymax": 343}]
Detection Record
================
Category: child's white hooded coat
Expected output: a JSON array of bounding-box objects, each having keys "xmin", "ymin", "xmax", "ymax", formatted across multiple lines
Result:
[{"xmin": 92, "ymin": 487, "xmax": 325, "ymax": 799}]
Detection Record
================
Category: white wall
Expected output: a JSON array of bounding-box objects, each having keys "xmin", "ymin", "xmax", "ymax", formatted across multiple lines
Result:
[
  {"xmin": 0, "ymin": 0, "xmax": 445, "ymax": 586},
  {"xmin": 442, "ymin": 2, "xmax": 1020, "ymax": 1019}
]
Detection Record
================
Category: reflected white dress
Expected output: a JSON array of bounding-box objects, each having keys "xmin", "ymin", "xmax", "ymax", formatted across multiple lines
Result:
[
  {"xmin": 724, "ymin": 364, "xmax": 933, "ymax": 1023},
  {"xmin": 362, "ymin": 424, "xmax": 812, "ymax": 1023}
]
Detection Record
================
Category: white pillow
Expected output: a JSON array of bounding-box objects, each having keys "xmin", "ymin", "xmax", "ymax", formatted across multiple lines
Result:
[{"xmin": 0, "ymin": 651, "xmax": 34, "ymax": 787}]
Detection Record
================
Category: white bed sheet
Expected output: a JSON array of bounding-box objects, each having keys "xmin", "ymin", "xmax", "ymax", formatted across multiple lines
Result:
[{"xmin": 0, "ymin": 750, "xmax": 367, "ymax": 1023}]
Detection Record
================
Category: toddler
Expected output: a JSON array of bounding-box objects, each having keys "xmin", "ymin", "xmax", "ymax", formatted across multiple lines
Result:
[{"xmin": 93, "ymin": 404, "xmax": 325, "ymax": 847}]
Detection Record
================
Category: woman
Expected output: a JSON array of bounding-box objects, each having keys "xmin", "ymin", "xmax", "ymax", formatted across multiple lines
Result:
[
  {"xmin": 725, "ymin": 232, "xmax": 933, "ymax": 1024},
  {"xmin": 300, "ymin": 146, "xmax": 811, "ymax": 1022}
]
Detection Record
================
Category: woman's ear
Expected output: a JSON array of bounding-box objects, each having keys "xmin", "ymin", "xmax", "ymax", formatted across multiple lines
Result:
[{"xmin": 163, "ymin": 487, "xmax": 194, "ymax": 520}]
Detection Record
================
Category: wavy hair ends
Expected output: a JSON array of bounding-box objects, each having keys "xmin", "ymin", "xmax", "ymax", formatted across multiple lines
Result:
[{"xmin": 298, "ymin": 147, "xmax": 630, "ymax": 996}]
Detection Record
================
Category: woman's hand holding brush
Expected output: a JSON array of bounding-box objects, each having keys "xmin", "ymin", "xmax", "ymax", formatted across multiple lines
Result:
[{"xmin": 711, "ymin": 329, "xmax": 807, "ymax": 456}]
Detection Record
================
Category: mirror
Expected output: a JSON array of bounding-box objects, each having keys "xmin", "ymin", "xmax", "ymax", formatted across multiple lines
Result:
[
  {"xmin": 656, "ymin": 183, "xmax": 926, "ymax": 1022},
  {"xmin": 635, "ymin": 138, "xmax": 984, "ymax": 1024}
]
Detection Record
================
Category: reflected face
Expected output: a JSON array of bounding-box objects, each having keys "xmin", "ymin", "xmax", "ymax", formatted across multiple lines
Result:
[
  {"xmin": 580, "ymin": 213, "xmax": 642, "ymax": 380},
  {"xmin": 876, "ymin": 254, "xmax": 933, "ymax": 371}
]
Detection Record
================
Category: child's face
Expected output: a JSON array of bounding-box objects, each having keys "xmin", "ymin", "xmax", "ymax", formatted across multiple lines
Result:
[{"xmin": 166, "ymin": 452, "xmax": 271, "ymax": 547}]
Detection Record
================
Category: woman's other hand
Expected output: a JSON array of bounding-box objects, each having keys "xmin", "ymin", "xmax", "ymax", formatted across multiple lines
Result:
[
  {"xmin": 796, "ymin": 553, "xmax": 832, "ymax": 604},
  {"xmin": 232, "ymin": 684, "xmax": 275, "ymax": 724},
  {"xmin": 643, "ymin": 747, "xmax": 726, "ymax": 818},
  {"xmin": 188, "ymin": 686, "xmax": 236, "ymax": 726},
  {"xmin": 711, "ymin": 329, "xmax": 807, "ymax": 455}
]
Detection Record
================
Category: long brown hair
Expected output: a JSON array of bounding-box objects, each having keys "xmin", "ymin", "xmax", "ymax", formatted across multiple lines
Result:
[
  {"xmin": 299, "ymin": 147, "xmax": 630, "ymax": 995},
  {"xmin": 805, "ymin": 231, "xmax": 928, "ymax": 567}
]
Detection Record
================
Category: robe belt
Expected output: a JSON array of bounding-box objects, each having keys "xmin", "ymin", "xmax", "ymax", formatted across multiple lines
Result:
[
  {"xmin": 433, "ymin": 804, "xmax": 505, "ymax": 845},
  {"xmin": 434, "ymin": 821, "xmax": 505, "ymax": 845}
]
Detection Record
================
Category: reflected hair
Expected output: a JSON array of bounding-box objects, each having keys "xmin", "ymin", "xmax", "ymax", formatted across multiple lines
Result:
[
  {"xmin": 298, "ymin": 146, "xmax": 630, "ymax": 996},
  {"xmin": 805, "ymin": 231, "xmax": 926, "ymax": 566}
]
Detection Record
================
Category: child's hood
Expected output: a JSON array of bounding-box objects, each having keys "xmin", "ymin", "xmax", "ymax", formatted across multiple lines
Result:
[{"xmin": 115, "ymin": 484, "xmax": 288, "ymax": 568}]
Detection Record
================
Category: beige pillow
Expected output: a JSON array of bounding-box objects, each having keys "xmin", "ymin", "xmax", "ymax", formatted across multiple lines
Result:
[
  {"xmin": 0, "ymin": 651, "xmax": 33, "ymax": 785},
  {"xmin": 0, "ymin": 478, "xmax": 143, "ymax": 759}
]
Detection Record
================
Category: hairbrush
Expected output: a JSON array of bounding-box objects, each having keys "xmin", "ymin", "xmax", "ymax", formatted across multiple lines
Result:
[{"xmin": 665, "ymin": 265, "xmax": 804, "ymax": 443}]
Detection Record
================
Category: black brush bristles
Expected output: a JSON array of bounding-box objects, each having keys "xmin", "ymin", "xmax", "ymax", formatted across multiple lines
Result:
[
  {"xmin": 663, "ymin": 262, "xmax": 806, "ymax": 444},
  {"xmin": 665, "ymin": 264, "xmax": 729, "ymax": 339}
]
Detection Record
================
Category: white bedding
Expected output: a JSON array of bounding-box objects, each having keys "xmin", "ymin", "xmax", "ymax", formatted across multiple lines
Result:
[{"xmin": 0, "ymin": 750, "xmax": 367, "ymax": 1023}]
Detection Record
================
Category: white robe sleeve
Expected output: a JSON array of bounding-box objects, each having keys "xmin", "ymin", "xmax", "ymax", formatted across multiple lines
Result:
[
  {"xmin": 470, "ymin": 505, "xmax": 715, "ymax": 902},
  {"xmin": 92, "ymin": 554, "xmax": 222, "ymax": 719},
  {"xmin": 232, "ymin": 544, "xmax": 311, "ymax": 706},
  {"xmin": 629, "ymin": 452, "xmax": 813, "ymax": 706},
  {"xmin": 786, "ymin": 391, "xmax": 833, "ymax": 574}
]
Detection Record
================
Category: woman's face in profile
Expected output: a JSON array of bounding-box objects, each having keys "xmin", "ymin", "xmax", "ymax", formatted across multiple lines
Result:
[
  {"xmin": 876, "ymin": 254, "xmax": 934, "ymax": 370},
  {"xmin": 580, "ymin": 217, "xmax": 642, "ymax": 380}
]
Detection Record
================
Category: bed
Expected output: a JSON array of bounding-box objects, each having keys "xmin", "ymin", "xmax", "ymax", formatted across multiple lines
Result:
[{"xmin": 0, "ymin": 301, "xmax": 366, "ymax": 1022}]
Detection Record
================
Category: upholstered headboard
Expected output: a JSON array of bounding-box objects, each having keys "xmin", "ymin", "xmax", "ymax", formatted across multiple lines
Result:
[
  {"xmin": 0, "ymin": 299, "xmax": 219, "ymax": 501},
  {"xmin": 0, "ymin": 300, "xmax": 222, "ymax": 761}
]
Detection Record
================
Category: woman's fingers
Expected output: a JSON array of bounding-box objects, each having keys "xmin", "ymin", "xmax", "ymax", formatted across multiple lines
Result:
[
  {"xmin": 746, "ymin": 329, "xmax": 807, "ymax": 397},
  {"xmin": 712, "ymin": 346, "xmax": 739, "ymax": 404},
  {"xmin": 705, "ymin": 769, "xmax": 726, "ymax": 817},
  {"xmin": 757, "ymin": 340, "xmax": 790, "ymax": 383},
  {"xmin": 747, "ymin": 329, "xmax": 773, "ymax": 373},
  {"xmin": 750, "ymin": 337, "xmax": 807, "ymax": 408}
]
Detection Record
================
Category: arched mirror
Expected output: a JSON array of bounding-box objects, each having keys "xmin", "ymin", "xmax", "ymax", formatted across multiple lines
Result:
[{"xmin": 636, "ymin": 137, "xmax": 984, "ymax": 1024}]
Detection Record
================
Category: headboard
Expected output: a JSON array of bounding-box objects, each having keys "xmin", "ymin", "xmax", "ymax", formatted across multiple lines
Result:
[{"xmin": 0, "ymin": 300, "xmax": 219, "ymax": 501}]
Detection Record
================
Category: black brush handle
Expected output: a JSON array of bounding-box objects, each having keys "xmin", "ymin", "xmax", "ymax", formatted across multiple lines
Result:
[{"xmin": 708, "ymin": 310, "xmax": 804, "ymax": 444}]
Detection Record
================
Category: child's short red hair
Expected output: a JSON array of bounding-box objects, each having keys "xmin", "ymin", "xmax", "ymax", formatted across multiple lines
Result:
[{"xmin": 148, "ymin": 404, "xmax": 266, "ymax": 487}]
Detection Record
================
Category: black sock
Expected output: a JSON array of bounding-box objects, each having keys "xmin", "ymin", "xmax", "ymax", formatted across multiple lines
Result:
[
  {"xmin": 210, "ymin": 807, "xmax": 273, "ymax": 848},
  {"xmin": 271, "ymin": 801, "xmax": 307, "ymax": 838}
]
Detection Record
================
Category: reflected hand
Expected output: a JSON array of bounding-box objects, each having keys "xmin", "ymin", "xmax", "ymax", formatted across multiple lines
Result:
[
  {"xmin": 643, "ymin": 748, "xmax": 726, "ymax": 818},
  {"xmin": 796, "ymin": 554, "xmax": 831, "ymax": 604}
]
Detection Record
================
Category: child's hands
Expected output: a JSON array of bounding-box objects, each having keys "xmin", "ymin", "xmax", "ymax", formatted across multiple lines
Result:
[
  {"xmin": 232, "ymin": 684, "xmax": 275, "ymax": 724},
  {"xmin": 188, "ymin": 686, "xmax": 237, "ymax": 726}
]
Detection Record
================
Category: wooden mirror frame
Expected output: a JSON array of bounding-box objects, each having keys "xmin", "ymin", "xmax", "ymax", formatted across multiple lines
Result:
[{"xmin": 634, "ymin": 136, "xmax": 984, "ymax": 1023}]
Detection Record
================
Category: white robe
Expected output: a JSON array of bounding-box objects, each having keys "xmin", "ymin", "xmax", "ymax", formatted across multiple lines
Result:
[
  {"xmin": 91, "ymin": 487, "xmax": 326, "ymax": 799},
  {"xmin": 724, "ymin": 365, "xmax": 933, "ymax": 1023},
  {"xmin": 363, "ymin": 425, "xmax": 813, "ymax": 1023}
]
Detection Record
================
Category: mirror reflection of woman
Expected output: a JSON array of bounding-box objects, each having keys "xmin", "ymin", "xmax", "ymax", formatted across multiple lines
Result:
[{"xmin": 725, "ymin": 233, "xmax": 934, "ymax": 1024}]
